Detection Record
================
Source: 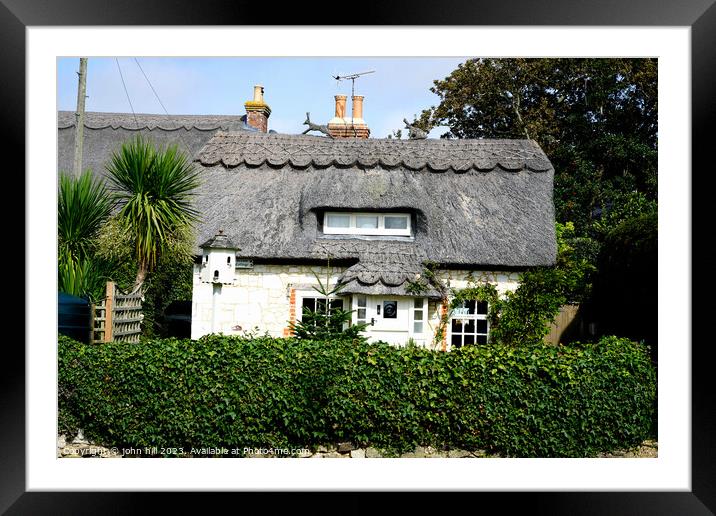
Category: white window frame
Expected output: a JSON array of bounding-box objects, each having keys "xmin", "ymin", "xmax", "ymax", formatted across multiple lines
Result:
[
  {"xmin": 323, "ymin": 211, "xmax": 412, "ymax": 237},
  {"xmin": 352, "ymin": 294, "xmax": 368, "ymax": 326},
  {"xmin": 448, "ymin": 299, "xmax": 490, "ymax": 349},
  {"xmin": 409, "ymin": 297, "xmax": 427, "ymax": 336}
]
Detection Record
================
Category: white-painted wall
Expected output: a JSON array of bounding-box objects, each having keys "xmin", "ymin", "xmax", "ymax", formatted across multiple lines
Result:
[{"xmin": 190, "ymin": 263, "xmax": 521, "ymax": 348}]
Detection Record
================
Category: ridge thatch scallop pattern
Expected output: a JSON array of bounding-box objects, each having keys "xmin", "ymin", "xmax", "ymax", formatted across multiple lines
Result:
[
  {"xmin": 196, "ymin": 132, "xmax": 552, "ymax": 172},
  {"xmin": 58, "ymin": 111, "xmax": 251, "ymax": 131}
]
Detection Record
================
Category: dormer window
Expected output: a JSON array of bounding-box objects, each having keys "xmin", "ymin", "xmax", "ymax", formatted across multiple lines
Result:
[{"xmin": 323, "ymin": 212, "xmax": 411, "ymax": 237}]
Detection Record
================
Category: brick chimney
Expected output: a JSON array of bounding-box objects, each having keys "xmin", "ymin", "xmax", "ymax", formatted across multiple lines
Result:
[
  {"xmin": 328, "ymin": 94, "xmax": 370, "ymax": 139},
  {"xmin": 244, "ymin": 85, "xmax": 271, "ymax": 133}
]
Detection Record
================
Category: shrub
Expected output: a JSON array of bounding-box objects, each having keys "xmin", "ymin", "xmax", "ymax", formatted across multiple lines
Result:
[
  {"xmin": 289, "ymin": 271, "xmax": 368, "ymax": 343},
  {"xmin": 58, "ymin": 335, "xmax": 656, "ymax": 457}
]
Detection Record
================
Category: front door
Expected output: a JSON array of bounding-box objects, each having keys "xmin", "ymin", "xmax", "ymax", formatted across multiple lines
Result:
[
  {"xmin": 369, "ymin": 297, "xmax": 410, "ymax": 333},
  {"xmin": 353, "ymin": 295, "xmax": 413, "ymax": 346}
]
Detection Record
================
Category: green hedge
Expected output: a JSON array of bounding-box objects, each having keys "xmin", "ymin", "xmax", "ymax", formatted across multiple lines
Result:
[{"xmin": 58, "ymin": 335, "xmax": 656, "ymax": 457}]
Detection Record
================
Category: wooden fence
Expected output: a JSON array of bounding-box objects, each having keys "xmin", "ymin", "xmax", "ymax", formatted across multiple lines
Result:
[
  {"xmin": 545, "ymin": 304, "xmax": 583, "ymax": 345},
  {"xmin": 91, "ymin": 281, "xmax": 143, "ymax": 343}
]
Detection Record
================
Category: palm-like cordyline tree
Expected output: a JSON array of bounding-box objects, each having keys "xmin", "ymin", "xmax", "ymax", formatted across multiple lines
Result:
[
  {"xmin": 105, "ymin": 136, "xmax": 201, "ymax": 293},
  {"xmin": 58, "ymin": 169, "xmax": 114, "ymax": 300}
]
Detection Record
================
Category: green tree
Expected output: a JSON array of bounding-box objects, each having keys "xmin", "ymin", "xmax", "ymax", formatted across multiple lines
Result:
[
  {"xmin": 57, "ymin": 170, "xmax": 114, "ymax": 300},
  {"xmin": 105, "ymin": 136, "xmax": 201, "ymax": 293},
  {"xmin": 419, "ymin": 58, "xmax": 657, "ymax": 235}
]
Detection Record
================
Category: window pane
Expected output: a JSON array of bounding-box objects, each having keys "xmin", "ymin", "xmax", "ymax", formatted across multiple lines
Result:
[
  {"xmin": 451, "ymin": 319, "xmax": 463, "ymax": 333},
  {"xmin": 357, "ymin": 296, "xmax": 366, "ymax": 307},
  {"xmin": 413, "ymin": 322, "xmax": 423, "ymax": 334},
  {"xmin": 301, "ymin": 298, "xmax": 317, "ymax": 327},
  {"xmin": 385, "ymin": 216, "xmax": 408, "ymax": 230},
  {"xmin": 329, "ymin": 299, "xmax": 344, "ymax": 311},
  {"xmin": 356, "ymin": 215, "xmax": 378, "ymax": 229},
  {"xmin": 326, "ymin": 214, "xmax": 350, "ymax": 228},
  {"xmin": 476, "ymin": 301, "xmax": 488, "ymax": 315},
  {"xmin": 476, "ymin": 319, "xmax": 488, "ymax": 334},
  {"xmin": 414, "ymin": 309, "xmax": 423, "ymax": 321},
  {"xmin": 476, "ymin": 335, "xmax": 488, "ymax": 345},
  {"xmin": 451, "ymin": 335, "xmax": 462, "ymax": 348},
  {"xmin": 464, "ymin": 334, "xmax": 475, "ymax": 346},
  {"xmin": 357, "ymin": 308, "xmax": 366, "ymax": 320},
  {"xmin": 413, "ymin": 298, "xmax": 423, "ymax": 309},
  {"xmin": 463, "ymin": 319, "xmax": 475, "ymax": 334},
  {"xmin": 467, "ymin": 300, "xmax": 476, "ymax": 314},
  {"xmin": 316, "ymin": 299, "xmax": 326, "ymax": 312}
]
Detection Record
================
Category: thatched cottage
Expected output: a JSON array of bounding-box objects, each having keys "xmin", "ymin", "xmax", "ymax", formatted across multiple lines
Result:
[{"xmin": 58, "ymin": 86, "xmax": 556, "ymax": 350}]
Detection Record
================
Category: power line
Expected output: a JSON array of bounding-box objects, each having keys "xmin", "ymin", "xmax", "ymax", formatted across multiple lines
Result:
[
  {"xmin": 133, "ymin": 58, "xmax": 195, "ymax": 149},
  {"xmin": 134, "ymin": 58, "xmax": 170, "ymax": 117},
  {"xmin": 115, "ymin": 58, "xmax": 139, "ymax": 129}
]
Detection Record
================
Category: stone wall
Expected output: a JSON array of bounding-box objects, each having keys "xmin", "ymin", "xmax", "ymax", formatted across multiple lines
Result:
[{"xmin": 191, "ymin": 264, "xmax": 344, "ymax": 339}]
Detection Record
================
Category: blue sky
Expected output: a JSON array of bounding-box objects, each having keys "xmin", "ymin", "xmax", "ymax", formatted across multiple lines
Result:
[
  {"xmin": 57, "ymin": 57, "xmax": 470, "ymax": 139},
  {"xmin": 57, "ymin": 57, "xmax": 467, "ymax": 138}
]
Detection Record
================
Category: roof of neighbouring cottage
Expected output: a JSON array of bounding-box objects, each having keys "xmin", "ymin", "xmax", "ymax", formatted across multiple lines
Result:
[
  {"xmin": 57, "ymin": 111, "xmax": 256, "ymax": 132},
  {"xmin": 57, "ymin": 111, "xmax": 254, "ymax": 182}
]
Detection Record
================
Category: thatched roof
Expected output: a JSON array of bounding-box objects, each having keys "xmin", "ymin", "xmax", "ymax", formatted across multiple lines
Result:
[
  {"xmin": 57, "ymin": 114, "xmax": 557, "ymax": 297},
  {"xmin": 192, "ymin": 132, "xmax": 557, "ymax": 296},
  {"xmin": 57, "ymin": 111, "xmax": 253, "ymax": 181}
]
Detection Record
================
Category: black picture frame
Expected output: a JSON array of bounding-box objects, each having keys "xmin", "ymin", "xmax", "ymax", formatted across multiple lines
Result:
[{"xmin": 6, "ymin": 0, "xmax": 710, "ymax": 513}]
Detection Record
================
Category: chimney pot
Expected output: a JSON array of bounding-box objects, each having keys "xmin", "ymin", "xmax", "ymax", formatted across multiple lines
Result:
[
  {"xmin": 244, "ymin": 85, "xmax": 271, "ymax": 133},
  {"xmin": 328, "ymin": 94, "xmax": 370, "ymax": 139},
  {"xmin": 352, "ymin": 95, "xmax": 364, "ymax": 120},
  {"xmin": 253, "ymin": 85, "xmax": 264, "ymax": 103},
  {"xmin": 334, "ymin": 95, "xmax": 347, "ymax": 118}
]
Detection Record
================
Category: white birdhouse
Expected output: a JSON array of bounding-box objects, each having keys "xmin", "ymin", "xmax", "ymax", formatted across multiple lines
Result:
[{"xmin": 199, "ymin": 230, "xmax": 240, "ymax": 285}]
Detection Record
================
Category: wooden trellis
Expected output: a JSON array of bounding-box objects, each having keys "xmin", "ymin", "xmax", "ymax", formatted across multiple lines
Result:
[{"xmin": 91, "ymin": 281, "xmax": 143, "ymax": 343}]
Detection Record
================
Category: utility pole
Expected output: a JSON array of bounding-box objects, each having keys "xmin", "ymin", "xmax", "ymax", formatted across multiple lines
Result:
[{"xmin": 73, "ymin": 57, "xmax": 88, "ymax": 178}]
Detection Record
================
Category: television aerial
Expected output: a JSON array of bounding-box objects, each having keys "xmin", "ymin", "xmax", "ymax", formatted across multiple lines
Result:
[{"xmin": 331, "ymin": 70, "xmax": 375, "ymax": 98}]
